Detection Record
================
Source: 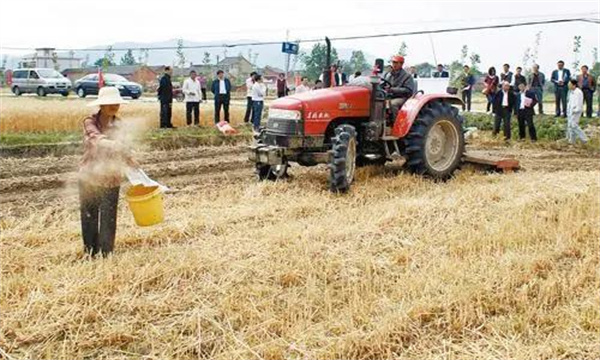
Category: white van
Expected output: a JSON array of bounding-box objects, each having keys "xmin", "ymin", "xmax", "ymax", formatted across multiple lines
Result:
[{"xmin": 11, "ymin": 68, "xmax": 72, "ymax": 97}]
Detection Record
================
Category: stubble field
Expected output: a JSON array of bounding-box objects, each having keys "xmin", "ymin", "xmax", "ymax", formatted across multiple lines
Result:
[{"xmin": 0, "ymin": 96, "xmax": 599, "ymax": 360}]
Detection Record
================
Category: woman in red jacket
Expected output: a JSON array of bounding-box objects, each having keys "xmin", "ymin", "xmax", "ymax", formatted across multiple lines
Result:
[{"xmin": 483, "ymin": 67, "xmax": 499, "ymax": 113}]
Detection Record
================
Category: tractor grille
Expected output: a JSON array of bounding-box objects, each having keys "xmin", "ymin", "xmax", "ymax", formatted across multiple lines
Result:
[{"xmin": 266, "ymin": 118, "xmax": 301, "ymax": 135}]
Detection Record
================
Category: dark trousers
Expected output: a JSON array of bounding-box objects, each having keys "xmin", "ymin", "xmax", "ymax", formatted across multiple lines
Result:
[
  {"xmin": 493, "ymin": 108, "xmax": 512, "ymax": 140},
  {"xmin": 79, "ymin": 181, "xmax": 120, "ymax": 257},
  {"xmin": 201, "ymin": 88, "xmax": 207, "ymax": 101},
  {"xmin": 160, "ymin": 102, "xmax": 173, "ymax": 128},
  {"xmin": 185, "ymin": 102, "xmax": 200, "ymax": 125},
  {"xmin": 244, "ymin": 96, "xmax": 253, "ymax": 123},
  {"xmin": 251, "ymin": 100, "xmax": 264, "ymax": 130},
  {"xmin": 486, "ymin": 94, "xmax": 494, "ymax": 112},
  {"xmin": 554, "ymin": 87, "xmax": 567, "ymax": 116},
  {"xmin": 513, "ymin": 91, "xmax": 521, "ymax": 115},
  {"xmin": 532, "ymin": 87, "xmax": 544, "ymax": 114},
  {"xmin": 461, "ymin": 90, "xmax": 472, "ymax": 111},
  {"xmin": 214, "ymin": 94, "xmax": 230, "ymax": 123},
  {"xmin": 582, "ymin": 88, "xmax": 594, "ymax": 118},
  {"xmin": 517, "ymin": 109, "xmax": 537, "ymax": 141},
  {"xmin": 277, "ymin": 91, "xmax": 286, "ymax": 98}
]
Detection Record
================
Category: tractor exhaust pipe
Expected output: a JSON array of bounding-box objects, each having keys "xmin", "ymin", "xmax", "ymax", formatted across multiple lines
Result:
[{"xmin": 323, "ymin": 37, "xmax": 332, "ymax": 88}]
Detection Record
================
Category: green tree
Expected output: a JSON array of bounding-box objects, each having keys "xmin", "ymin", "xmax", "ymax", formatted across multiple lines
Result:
[
  {"xmin": 120, "ymin": 49, "xmax": 137, "ymax": 65},
  {"xmin": 572, "ymin": 35, "xmax": 582, "ymax": 73},
  {"xmin": 300, "ymin": 43, "xmax": 338, "ymax": 81},
  {"xmin": 202, "ymin": 52, "xmax": 211, "ymax": 65},
  {"xmin": 591, "ymin": 47, "xmax": 600, "ymax": 78},
  {"xmin": 347, "ymin": 50, "xmax": 370, "ymax": 75},
  {"xmin": 137, "ymin": 48, "xmax": 149, "ymax": 65},
  {"xmin": 398, "ymin": 41, "xmax": 408, "ymax": 56},
  {"xmin": 96, "ymin": 46, "xmax": 116, "ymax": 69},
  {"xmin": 469, "ymin": 52, "xmax": 481, "ymax": 74},
  {"xmin": 175, "ymin": 39, "xmax": 186, "ymax": 69},
  {"xmin": 414, "ymin": 62, "xmax": 435, "ymax": 77}
]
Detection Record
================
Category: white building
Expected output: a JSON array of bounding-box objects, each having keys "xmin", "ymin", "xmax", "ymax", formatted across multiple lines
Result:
[{"xmin": 19, "ymin": 48, "xmax": 81, "ymax": 71}]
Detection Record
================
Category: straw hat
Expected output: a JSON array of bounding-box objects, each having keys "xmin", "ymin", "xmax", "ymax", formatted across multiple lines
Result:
[{"xmin": 87, "ymin": 86, "xmax": 129, "ymax": 107}]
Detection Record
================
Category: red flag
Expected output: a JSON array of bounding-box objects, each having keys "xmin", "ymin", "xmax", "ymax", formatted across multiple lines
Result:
[{"xmin": 98, "ymin": 68, "xmax": 104, "ymax": 88}]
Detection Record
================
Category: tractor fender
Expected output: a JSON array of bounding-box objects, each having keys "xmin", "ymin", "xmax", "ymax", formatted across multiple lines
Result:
[{"xmin": 391, "ymin": 94, "xmax": 463, "ymax": 138}]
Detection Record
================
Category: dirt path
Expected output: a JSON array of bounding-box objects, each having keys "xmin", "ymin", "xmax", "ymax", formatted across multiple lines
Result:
[{"xmin": 1, "ymin": 142, "xmax": 597, "ymax": 215}]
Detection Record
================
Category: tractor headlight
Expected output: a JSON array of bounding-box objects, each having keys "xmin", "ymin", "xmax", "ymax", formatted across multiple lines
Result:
[{"xmin": 269, "ymin": 109, "xmax": 301, "ymax": 120}]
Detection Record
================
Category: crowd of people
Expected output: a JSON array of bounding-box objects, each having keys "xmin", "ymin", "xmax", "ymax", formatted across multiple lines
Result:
[{"xmin": 154, "ymin": 57, "xmax": 597, "ymax": 143}]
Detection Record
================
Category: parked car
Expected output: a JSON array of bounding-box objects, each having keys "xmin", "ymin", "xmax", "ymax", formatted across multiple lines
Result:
[
  {"xmin": 74, "ymin": 73, "xmax": 143, "ymax": 99},
  {"xmin": 10, "ymin": 68, "xmax": 72, "ymax": 97}
]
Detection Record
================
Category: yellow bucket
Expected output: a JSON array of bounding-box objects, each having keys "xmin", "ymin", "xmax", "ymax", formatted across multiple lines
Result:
[{"xmin": 126, "ymin": 185, "xmax": 164, "ymax": 226}]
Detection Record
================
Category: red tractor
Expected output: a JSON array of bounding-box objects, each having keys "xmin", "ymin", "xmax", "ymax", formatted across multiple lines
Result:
[{"xmin": 250, "ymin": 45, "xmax": 465, "ymax": 193}]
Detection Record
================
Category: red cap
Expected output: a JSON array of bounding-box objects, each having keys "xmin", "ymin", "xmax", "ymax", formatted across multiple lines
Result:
[{"xmin": 391, "ymin": 55, "xmax": 405, "ymax": 63}]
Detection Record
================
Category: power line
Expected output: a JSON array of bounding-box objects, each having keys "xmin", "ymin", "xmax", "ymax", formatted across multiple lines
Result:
[{"xmin": 2, "ymin": 17, "xmax": 597, "ymax": 52}]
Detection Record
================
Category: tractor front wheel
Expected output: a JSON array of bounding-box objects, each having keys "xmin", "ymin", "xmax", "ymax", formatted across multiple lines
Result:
[
  {"xmin": 329, "ymin": 124, "xmax": 357, "ymax": 193},
  {"xmin": 256, "ymin": 162, "xmax": 289, "ymax": 181},
  {"xmin": 404, "ymin": 102, "xmax": 464, "ymax": 179}
]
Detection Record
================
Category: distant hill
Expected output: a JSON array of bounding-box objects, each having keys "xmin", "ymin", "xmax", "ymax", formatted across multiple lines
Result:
[{"xmin": 3, "ymin": 38, "xmax": 375, "ymax": 71}]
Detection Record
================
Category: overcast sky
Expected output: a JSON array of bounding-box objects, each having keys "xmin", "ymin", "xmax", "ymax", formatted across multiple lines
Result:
[{"xmin": 1, "ymin": 0, "xmax": 598, "ymax": 73}]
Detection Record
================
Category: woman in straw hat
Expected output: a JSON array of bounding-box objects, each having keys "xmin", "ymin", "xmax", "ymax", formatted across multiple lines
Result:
[{"xmin": 79, "ymin": 86, "xmax": 137, "ymax": 257}]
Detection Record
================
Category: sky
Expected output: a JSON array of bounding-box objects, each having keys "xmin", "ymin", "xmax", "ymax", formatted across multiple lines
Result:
[{"xmin": 1, "ymin": 0, "xmax": 599, "ymax": 73}]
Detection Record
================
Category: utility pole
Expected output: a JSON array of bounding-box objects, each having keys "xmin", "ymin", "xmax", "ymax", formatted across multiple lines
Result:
[{"xmin": 284, "ymin": 29, "xmax": 290, "ymax": 80}]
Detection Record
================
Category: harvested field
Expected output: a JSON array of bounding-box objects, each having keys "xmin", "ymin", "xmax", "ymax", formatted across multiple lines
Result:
[{"xmin": 1, "ymin": 132, "xmax": 599, "ymax": 359}]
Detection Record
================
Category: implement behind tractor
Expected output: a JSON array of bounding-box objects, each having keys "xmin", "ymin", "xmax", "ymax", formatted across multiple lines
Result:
[{"xmin": 249, "ymin": 39, "xmax": 518, "ymax": 192}]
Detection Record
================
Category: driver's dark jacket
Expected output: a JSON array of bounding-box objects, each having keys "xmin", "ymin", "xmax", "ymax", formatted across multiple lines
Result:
[{"xmin": 384, "ymin": 69, "xmax": 415, "ymax": 99}]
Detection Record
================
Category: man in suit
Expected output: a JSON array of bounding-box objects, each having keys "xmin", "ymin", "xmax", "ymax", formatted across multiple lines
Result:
[
  {"xmin": 551, "ymin": 60, "xmax": 571, "ymax": 117},
  {"xmin": 433, "ymin": 64, "xmax": 449, "ymax": 78},
  {"xmin": 460, "ymin": 65, "xmax": 476, "ymax": 111},
  {"xmin": 500, "ymin": 64, "xmax": 513, "ymax": 86},
  {"xmin": 492, "ymin": 81, "xmax": 516, "ymax": 140},
  {"xmin": 211, "ymin": 70, "xmax": 231, "ymax": 123},
  {"xmin": 527, "ymin": 64, "xmax": 545, "ymax": 115},
  {"xmin": 157, "ymin": 66, "xmax": 175, "ymax": 129},
  {"xmin": 516, "ymin": 83, "xmax": 538, "ymax": 141},
  {"xmin": 577, "ymin": 65, "xmax": 596, "ymax": 118}
]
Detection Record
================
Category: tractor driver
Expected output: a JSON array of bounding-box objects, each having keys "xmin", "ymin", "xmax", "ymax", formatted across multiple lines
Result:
[{"xmin": 383, "ymin": 55, "xmax": 415, "ymax": 121}]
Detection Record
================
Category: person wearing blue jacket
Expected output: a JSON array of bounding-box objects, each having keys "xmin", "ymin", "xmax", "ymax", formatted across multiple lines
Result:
[
  {"xmin": 211, "ymin": 70, "xmax": 232, "ymax": 123},
  {"xmin": 551, "ymin": 60, "xmax": 571, "ymax": 117}
]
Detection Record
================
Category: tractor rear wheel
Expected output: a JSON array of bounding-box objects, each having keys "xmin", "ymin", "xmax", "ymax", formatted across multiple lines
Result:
[
  {"xmin": 329, "ymin": 124, "xmax": 357, "ymax": 193},
  {"xmin": 404, "ymin": 101, "xmax": 464, "ymax": 179}
]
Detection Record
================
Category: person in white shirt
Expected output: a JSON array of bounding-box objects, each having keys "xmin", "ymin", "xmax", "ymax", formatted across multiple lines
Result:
[
  {"xmin": 251, "ymin": 74, "xmax": 267, "ymax": 132},
  {"xmin": 566, "ymin": 79, "xmax": 588, "ymax": 144},
  {"xmin": 243, "ymin": 72, "xmax": 257, "ymax": 124},
  {"xmin": 492, "ymin": 81, "xmax": 516, "ymax": 140},
  {"xmin": 295, "ymin": 77, "xmax": 310, "ymax": 94},
  {"xmin": 182, "ymin": 70, "xmax": 201, "ymax": 126}
]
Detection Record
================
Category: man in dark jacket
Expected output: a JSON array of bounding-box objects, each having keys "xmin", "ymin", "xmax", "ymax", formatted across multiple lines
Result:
[
  {"xmin": 500, "ymin": 64, "xmax": 513, "ymax": 86},
  {"xmin": 492, "ymin": 81, "xmax": 516, "ymax": 140},
  {"xmin": 551, "ymin": 60, "xmax": 571, "ymax": 117},
  {"xmin": 211, "ymin": 70, "xmax": 231, "ymax": 123},
  {"xmin": 513, "ymin": 67, "xmax": 527, "ymax": 115},
  {"xmin": 157, "ymin": 66, "xmax": 174, "ymax": 128},
  {"xmin": 461, "ymin": 65, "xmax": 476, "ymax": 111},
  {"xmin": 516, "ymin": 83, "xmax": 538, "ymax": 141},
  {"xmin": 527, "ymin": 64, "xmax": 545, "ymax": 115},
  {"xmin": 577, "ymin": 65, "xmax": 596, "ymax": 118},
  {"xmin": 383, "ymin": 55, "xmax": 415, "ymax": 121}
]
